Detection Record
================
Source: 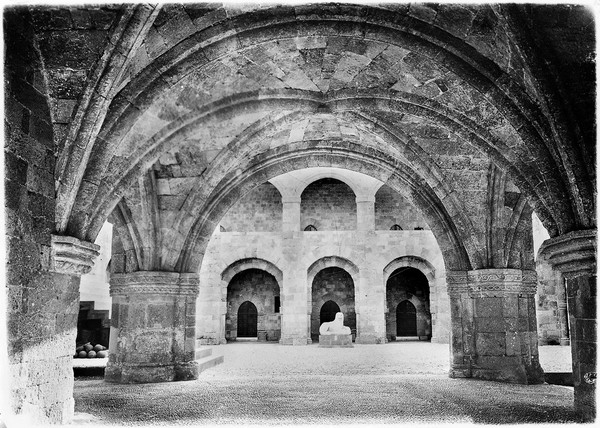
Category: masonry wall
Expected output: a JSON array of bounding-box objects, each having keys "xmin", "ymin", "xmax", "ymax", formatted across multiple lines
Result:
[
  {"xmin": 311, "ymin": 267, "xmax": 356, "ymax": 341},
  {"xmin": 375, "ymin": 184, "xmax": 430, "ymax": 230},
  {"xmin": 226, "ymin": 269, "xmax": 281, "ymax": 341},
  {"xmin": 220, "ymin": 182, "xmax": 282, "ymax": 232},
  {"xmin": 197, "ymin": 230, "xmax": 449, "ymax": 345},
  {"xmin": 4, "ymin": 8, "xmax": 79, "ymax": 423},
  {"xmin": 301, "ymin": 178, "xmax": 357, "ymax": 231}
]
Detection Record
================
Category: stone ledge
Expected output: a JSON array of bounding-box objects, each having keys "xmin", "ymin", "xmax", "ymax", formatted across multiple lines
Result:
[
  {"xmin": 538, "ymin": 229, "xmax": 597, "ymax": 279},
  {"xmin": 50, "ymin": 235, "xmax": 100, "ymax": 276},
  {"xmin": 110, "ymin": 271, "xmax": 200, "ymax": 296},
  {"xmin": 447, "ymin": 269, "xmax": 537, "ymax": 296}
]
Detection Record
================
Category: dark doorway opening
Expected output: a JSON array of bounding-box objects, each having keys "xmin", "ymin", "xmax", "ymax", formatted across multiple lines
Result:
[
  {"xmin": 237, "ymin": 301, "xmax": 258, "ymax": 338},
  {"xmin": 396, "ymin": 300, "xmax": 417, "ymax": 336},
  {"xmin": 320, "ymin": 300, "xmax": 341, "ymax": 326}
]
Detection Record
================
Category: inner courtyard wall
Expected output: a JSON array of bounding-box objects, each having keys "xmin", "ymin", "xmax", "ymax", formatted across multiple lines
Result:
[
  {"xmin": 197, "ymin": 229, "xmax": 448, "ymax": 345},
  {"xmin": 220, "ymin": 182, "xmax": 283, "ymax": 232},
  {"xmin": 301, "ymin": 178, "xmax": 357, "ymax": 231},
  {"xmin": 375, "ymin": 184, "xmax": 429, "ymax": 230}
]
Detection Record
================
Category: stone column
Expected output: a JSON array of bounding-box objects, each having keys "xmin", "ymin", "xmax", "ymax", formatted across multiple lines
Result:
[
  {"xmin": 282, "ymin": 197, "xmax": 301, "ymax": 232},
  {"xmin": 447, "ymin": 269, "xmax": 544, "ymax": 384},
  {"xmin": 105, "ymin": 271, "xmax": 199, "ymax": 383},
  {"xmin": 557, "ymin": 284, "xmax": 571, "ymax": 346},
  {"xmin": 355, "ymin": 196, "xmax": 375, "ymax": 231},
  {"xmin": 539, "ymin": 229, "xmax": 596, "ymax": 421},
  {"xmin": 7, "ymin": 236, "xmax": 99, "ymax": 424}
]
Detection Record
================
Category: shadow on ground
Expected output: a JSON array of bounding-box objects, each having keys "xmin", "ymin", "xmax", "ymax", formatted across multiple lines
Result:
[{"xmin": 74, "ymin": 343, "xmax": 578, "ymax": 425}]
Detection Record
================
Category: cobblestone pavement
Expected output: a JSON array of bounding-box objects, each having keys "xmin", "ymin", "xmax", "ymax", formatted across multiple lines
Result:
[{"xmin": 74, "ymin": 342, "xmax": 578, "ymax": 426}]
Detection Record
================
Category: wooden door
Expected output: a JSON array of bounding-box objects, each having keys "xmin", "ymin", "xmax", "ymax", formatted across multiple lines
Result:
[
  {"xmin": 396, "ymin": 300, "xmax": 417, "ymax": 336},
  {"xmin": 237, "ymin": 301, "xmax": 258, "ymax": 337}
]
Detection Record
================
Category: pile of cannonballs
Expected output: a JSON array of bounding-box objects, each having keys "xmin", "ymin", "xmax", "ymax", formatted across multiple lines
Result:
[{"xmin": 75, "ymin": 342, "xmax": 109, "ymax": 358}]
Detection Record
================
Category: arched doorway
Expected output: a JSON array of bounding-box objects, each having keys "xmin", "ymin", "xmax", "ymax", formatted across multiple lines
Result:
[
  {"xmin": 396, "ymin": 300, "xmax": 417, "ymax": 337},
  {"xmin": 225, "ymin": 268, "xmax": 281, "ymax": 342},
  {"xmin": 311, "ymin": 266, "xmax": 356, "ymax": 341},
  {"xmin": 385, "ymin": 266, "xmax": 431, "ymax": 341},
  {"xmin": 237, "ymin": 301, "xmax": 258, "ymax": 338},
  {"xmin": 320, "ymin": 300, "xmax": 341, "ymax": 325}
]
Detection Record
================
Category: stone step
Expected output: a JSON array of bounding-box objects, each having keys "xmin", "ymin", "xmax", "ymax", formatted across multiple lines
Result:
[
  {"xmin": 195, "ymin": 347, "xmax": 213, "ymax": 359},
  {"xmin": 196, "ymin": 354, "xmax": 224, "ymax": 374}
]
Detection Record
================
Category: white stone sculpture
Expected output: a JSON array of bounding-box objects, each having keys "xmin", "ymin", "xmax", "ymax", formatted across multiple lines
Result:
[{"xmin": 319, "ymin": 312, "xmax": 351, "ymax": 335}]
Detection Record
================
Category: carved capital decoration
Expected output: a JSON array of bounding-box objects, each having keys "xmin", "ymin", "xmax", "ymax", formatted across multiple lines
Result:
[
  {"xmin": 50, "ymin": 235, "xmax": 100, "ymax": 276},
  {"xmin": 110, "ymin": 271, "xmax": 200, "ymax": 296},
  {"xmin": 446, "ymin": 269, "xmax": 537, "ymax": 296},
  {"xmin": 538, "ymin": 229, "xmax": 597, "ymax": 279}
]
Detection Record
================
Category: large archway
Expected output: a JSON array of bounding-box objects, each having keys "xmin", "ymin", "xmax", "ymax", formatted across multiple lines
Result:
[
  {"xmin": 311, "ymin": 267, "xmax": 356, "ymax": 342},
  {"xmin": 386, "ymin": 267, "xmax": 431, "ymax": 341},
  {"xmin": 226, "ymin": 269, "xmax": 281, "ymax": 342}
]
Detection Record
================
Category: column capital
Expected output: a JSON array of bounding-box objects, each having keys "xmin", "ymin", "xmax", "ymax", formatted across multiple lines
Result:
[
  {"xmin": 110, "ymin": 271, "xmax": 199, "ymax": 296},
  {"xmin": 355, "ymin": 195, "xmax": 376, "ymax": 203},
  {"xmin": 50, "ymin": 234, "xmax": 100, "ymax": 276},
  {"xmin": 446, "ymin": 268, "xmax": 537, "ymax": 296},
  {"xmin": 281, "ymin": 196, "xmax": 301, "ymax": 204},
  {"xmin": 538, "ymin": 229, "xmax": 597, "ymax": 279}
]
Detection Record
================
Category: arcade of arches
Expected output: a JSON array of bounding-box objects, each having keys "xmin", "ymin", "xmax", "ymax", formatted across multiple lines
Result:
[{"xmin": 3, "ymin": 3, "xmax": 596, "ymax": 425}]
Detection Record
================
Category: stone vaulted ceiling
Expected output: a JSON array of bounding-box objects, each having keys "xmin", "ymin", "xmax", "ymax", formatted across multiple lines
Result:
[{"xmin": 22, "ymin": 3, "xmax": 595, "ymax": 272}]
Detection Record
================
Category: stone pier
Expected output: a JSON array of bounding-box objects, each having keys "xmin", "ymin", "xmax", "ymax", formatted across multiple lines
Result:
[
  {"xmin": 539, "ymin": 230, "xmax": 597, "ymax": 421},
  {"xmin": 105, "ymin": 271, "xmax": 199, "ymax": 383},
  {"xmin": 448, "ymin": 269, "xmax": 544, "ymax": 384}
]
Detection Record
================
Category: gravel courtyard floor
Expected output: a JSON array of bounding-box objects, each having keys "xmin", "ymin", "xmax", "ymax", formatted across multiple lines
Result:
[{"xmin": 73, "ymin": 342, "xmax": 578, "ymax": 426}]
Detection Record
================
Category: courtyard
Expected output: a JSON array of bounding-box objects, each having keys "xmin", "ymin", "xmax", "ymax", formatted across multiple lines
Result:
[{"xmin": 73, "ymin": 342, "xmax": 577, "ymax": 425}]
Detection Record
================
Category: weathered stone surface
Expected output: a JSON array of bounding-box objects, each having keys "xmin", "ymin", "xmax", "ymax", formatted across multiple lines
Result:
[
  {"xmin": 105, "ymin": 272, "xmax": 199, "ymax": 383},
  {"xmin": 539, "ymin": 231, "xmax": 597, "ymax": 421},
  {"xmin": 447, "ymin": 269, "xmax": 544, "ymax": 385},
  {"xmin": 50, "ymin": 235, "xmax": 100, "ymax": 275}
]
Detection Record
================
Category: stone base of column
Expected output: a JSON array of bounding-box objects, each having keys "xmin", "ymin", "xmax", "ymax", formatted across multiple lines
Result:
[
  {"xmin": 107, "ymin": 272, "xmax": 199, "ymax": 384},
  {"xmin": 449, "ymin": 363, "xmax": 472, "ymax": 378},
  {"xmin": 447, "ymin": 269, "xmax": 545, "ymax": 385},
  {"xmin": 105, "ymin": 361, "xmax": 199, "ymax": 384},
  {"xmin": 355, "ymin": 335, "xmax": 385, "ymax": 344},
  {"xmin": 279, "ymin": 335, "xmax": 309, "ymax": 345},
  {"xmin": 472, "ymin": 356, "xmax": 544, "ymax": 384}
]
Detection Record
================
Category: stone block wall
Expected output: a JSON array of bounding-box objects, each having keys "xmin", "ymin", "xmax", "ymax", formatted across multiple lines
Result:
[
  {"xmin": 226, "ymin": 269, "xmax": 281, "ymax": 341},
  {"xmin": 197, "ymin": 230, "xmax": 448, "ymax": 345},
  {"xmin": 375, "ymin": 184, "xmax": 430, "ymax": 230},
  {"xmin": 310, "ymin": 267, "xmax": 356, "ymax": 341},
  {"xmin": 300, "ymin": 178, "xmax": 356, "ymax": 230},
  {"xmin": 220, "ymin": 182, "xmax": 283, "ymax": 232},
  {"xmin": 4, "ymin": 8, "xmax": 81, "ymax": 424}
]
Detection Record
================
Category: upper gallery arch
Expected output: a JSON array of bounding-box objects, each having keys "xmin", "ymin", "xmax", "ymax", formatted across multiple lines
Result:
[{"xmin": 57, "ymin": 4, "xmax": 592, "ymax": 243}]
